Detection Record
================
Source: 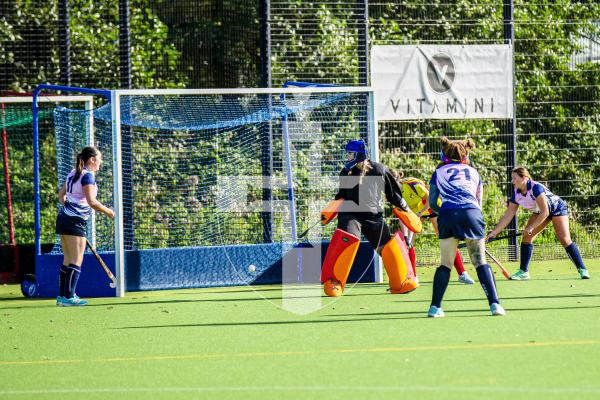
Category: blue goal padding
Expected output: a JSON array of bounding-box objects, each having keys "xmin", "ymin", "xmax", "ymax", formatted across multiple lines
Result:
[{"xmin": 34, "ymin": 242, "xmax": 377, "ymax": 297}]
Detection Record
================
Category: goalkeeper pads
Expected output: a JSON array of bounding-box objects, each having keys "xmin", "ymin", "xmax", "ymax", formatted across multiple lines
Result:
[
  {"xmin": 392, "ymin": 207, "xmax": 423, "ymax": 233},
  {"xmin": 321, "ymin": 228, "xmax": 360, "ymax": 297},
  {"xmin": 382, "ymin": 233, "xmax": 418, "ymax": 294},
  {"xmin": 321, "ymin": 198, "xmax": 343, "ymax": 225}
]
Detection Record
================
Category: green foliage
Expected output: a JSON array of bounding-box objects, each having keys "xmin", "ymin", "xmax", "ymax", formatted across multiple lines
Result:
[
  {"xmin": 271, "ymin": 2, "xmax": 359, "ymax": 85},
  {"xmin": 1, "ymin": 0, "xmax": 599, "ymax": 252},
  {"xmin": 0, "ymin": 0, "xmax": 185, "ymax": 92},
  {"xmin": 368, "ymin": 1, "xmax": 600, "ymax": 247}
]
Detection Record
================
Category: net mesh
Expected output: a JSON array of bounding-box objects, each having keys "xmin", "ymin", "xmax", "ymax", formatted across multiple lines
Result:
[
  {"xmin": 51, "ymin": 90, "xmax": 371, "ymax": 286},
  {"xmin": 0, "ymin": 99, "xmax": 87, "ymax": 245}
]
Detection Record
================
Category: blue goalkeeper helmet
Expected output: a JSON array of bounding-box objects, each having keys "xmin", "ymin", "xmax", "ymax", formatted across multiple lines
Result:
[{"xmin": 344, "ymin": 140, "xmax": 368, "ymax": 170}]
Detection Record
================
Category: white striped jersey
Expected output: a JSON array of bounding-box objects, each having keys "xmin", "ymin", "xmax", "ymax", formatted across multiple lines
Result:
[
  {"xmin": 510, "ymin": 179, "xmax": 565, "ymax": 214},
  {"xmin": 430, "ymin": 163, "xmax": 482, "ymax": 210},
  {"xmin": 62, "ymin": 168, "xmax": 96, "ymax": 220}
]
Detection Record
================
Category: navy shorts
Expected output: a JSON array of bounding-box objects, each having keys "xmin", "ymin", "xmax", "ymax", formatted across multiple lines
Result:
[
  {"xmin": 56, "ymin": 212, "xmax": 87, "ymax": 237},
  {"xmin": 437, "ymin": 208, "xmax": 486, "ymax": 240},
  {"xmin": 549, "ymin": 200, "xmax": 568, "ymax": 217}
]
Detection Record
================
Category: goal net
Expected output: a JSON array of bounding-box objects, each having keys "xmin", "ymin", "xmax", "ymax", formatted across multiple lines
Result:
[{"xmin": 38, "ymin": 86, "xmax": 376, "ymax": 294}]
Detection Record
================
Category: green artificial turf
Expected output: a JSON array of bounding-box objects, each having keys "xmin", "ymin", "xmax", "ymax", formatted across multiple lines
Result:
[{"xmin": 1, "ymin": 259, "xmax": 599, "ymax": 400}]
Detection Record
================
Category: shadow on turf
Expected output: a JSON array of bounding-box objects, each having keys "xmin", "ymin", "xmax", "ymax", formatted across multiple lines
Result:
[
  {"xmin": 2, "ymin": 289, "xmax": 598, "ymax": 311},
  {"xmin": 116, "ymin": 304, "xmax": 600, "ymax": 329},
  {"xmin": 0, "ymin": 292, "xmax": 389, "ymax": 310}
]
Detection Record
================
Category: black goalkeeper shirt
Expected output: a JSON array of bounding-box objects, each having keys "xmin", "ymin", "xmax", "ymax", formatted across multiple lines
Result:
[{"xmin": 334, "ymin": 161, "xmax": 407, "ymax": 215}]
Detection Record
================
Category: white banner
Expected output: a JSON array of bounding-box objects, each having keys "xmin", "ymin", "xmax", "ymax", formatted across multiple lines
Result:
[{"xmin": 371, "ymin": 45, "xmax": 513, "ymax": 120}]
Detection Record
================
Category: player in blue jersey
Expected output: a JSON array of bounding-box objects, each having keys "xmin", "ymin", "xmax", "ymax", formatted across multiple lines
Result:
[
  {"xmin": 488, "ymin": 166, "xmax": 590, "ymax": 280},
  {"xmin": 427, "ymin": 137, "xmax": 505, "ymax": 317},
  {"xmin": 55, "ymin": 146, "xmax": 114, "ymax": 306}
]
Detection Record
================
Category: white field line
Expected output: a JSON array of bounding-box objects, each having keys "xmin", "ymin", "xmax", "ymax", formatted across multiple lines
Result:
[{"xmin": 1, "ymin": 385, "xmax": 600, "ymax": 396}]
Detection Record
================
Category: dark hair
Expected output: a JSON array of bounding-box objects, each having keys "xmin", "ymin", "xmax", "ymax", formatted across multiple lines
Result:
[{"xmin": 73, "ymin": 146, "xmax": 100, "ymax": 182}]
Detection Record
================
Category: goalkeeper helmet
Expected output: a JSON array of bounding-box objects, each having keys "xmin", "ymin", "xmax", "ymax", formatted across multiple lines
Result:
[{"xmin": 344, "ymin": 140, "xmax": 368, "ymax": 170}]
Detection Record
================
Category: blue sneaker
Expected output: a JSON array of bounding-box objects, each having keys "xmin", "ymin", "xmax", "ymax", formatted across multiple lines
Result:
[
  {"xmin": 427, "ymin": 305, "xmax": 445, "ymax": 318},
  {"xmin": 490, "ymin": 303, "xmax": 506, "ymax": 316},
  {"xmin": 578, "ymin": 268, "xmax": 590, "ymax": 279},
  {"xmin": 57, "ymin": 296, "xmax": 88, "ymax": 307}
]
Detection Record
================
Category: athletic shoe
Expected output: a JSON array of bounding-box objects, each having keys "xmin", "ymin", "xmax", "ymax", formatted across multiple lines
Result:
[
  {"xmin": 458, "ymin": 271, "xmax": 475, "ymax": 284},
  {"xmin": 510, "ymin": 270, "xmax": 530, "ymax": 280},
  {"xmin": 578, "ymin": 268, "xmax": 591, "ymax": 279},
  {"xmin": 57, "ymin": 296, "xmax": 88, "ymax": 307},
  {"xmin": 427, "ymin": 305, "xmax": 445, "ymax": 318},
  {"xmin": 413, "ymin": 276, "xmax": 420, "ymax": 285},
  {"xmin": 490, "ymin": 303, "xmax": 506, "ymax": 316}
]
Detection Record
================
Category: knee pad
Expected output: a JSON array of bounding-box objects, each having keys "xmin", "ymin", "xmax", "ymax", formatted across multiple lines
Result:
[
  {"xmin": 382, "ymin": 233, "xmax": 418, "ymax": 294},
  {"xmin": 321, "ymin": 228, "xmax": 360, "ymax": 297}
]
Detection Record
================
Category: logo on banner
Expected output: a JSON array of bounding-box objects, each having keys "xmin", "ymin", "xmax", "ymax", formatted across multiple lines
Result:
[
  {"xmin": 371, "ymin": 44, "xmax": 513, "ymax": 119},
  {"xmin": 427, "ymin": 53, "xmax": 455, "ymax": 93}
]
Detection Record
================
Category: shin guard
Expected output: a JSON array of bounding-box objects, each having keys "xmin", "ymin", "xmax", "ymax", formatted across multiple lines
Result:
[
  {"xmin": 321, "ymin": 228, "xmax": 360, "ymax": 297},
  {"xmin": 382, "ymin": 232, "xmax": 418, "ymax": 294}
]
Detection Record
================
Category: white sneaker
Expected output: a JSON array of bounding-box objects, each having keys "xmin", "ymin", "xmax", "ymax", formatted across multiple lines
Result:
[
  {"xmin": 428, "ymin": 305, "xmax": 445, "ymax": 318},
  {"xmin": 458, "ymin": 271, "xmax": 475, "ymax": 284},
  {"xmin": 413, "ymin": 276, "xmax": 420, "ymax": 285},
  {"xmin": 490, "ymin": 303, "xmax": 506, "ymax": 316}
]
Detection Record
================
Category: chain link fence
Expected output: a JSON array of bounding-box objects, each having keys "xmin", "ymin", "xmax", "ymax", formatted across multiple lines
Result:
[
  {"xmin": 1, "ymin": 0, "xmax": 598, "ymax": 269},
  {"xmin": 269, "ymin": 1, "xmax": 600, "ymax": 264}
]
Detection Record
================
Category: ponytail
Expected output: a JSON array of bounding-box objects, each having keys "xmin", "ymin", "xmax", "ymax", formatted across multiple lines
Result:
[
  {"xmin": 73, "ymin": 146, "xmax": 99, "ymax": 182},
  {"xmin": 358, "ymin": 160, "xmax": 372, "ymax": 184}
]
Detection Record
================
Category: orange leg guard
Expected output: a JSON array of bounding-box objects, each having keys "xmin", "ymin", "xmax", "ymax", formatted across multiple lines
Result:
[
  {"xmin": 382, "ymin": 232, "xmax": 418, "ymax": 294},
  {"xmin": 321, "ymin": 228, "xmax": 360, "ymax": 297}
]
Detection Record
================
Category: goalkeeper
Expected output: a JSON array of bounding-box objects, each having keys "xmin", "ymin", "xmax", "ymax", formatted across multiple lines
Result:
[
  {"xmin": 390, "ymin": 171, "xmax": 475, "ymax": 285},
  {"xmin": 320, "ymin": 140, "xmax": 418, "ymax": 297}
]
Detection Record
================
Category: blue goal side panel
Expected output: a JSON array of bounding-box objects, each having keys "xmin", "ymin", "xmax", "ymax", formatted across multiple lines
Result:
[
  {"xmin": 34, "ymin": 242, "xmax": 376, "ymax": 297},
  {"xmin": 36, "ymin": 253, "xmax": 117, "ymax": 298}
]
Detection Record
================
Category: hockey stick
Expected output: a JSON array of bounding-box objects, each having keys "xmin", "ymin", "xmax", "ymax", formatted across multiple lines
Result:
[
  {"xmin": 85, "ymin": 238, "xmax": 117, "ymax": 288},
  {"xmin": 458, "ymin": 232, "xmax": 522, "ymax": 249},
  {"xmin": 485, "ymin": 249, "xmax": 511, "ymax": 280},
  {"xmin": 298, "ymin": 220, "xmax": 321, "ymax": 239}
]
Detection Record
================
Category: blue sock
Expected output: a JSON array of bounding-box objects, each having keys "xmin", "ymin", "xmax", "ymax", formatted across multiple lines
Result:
[
  {"xmin": 59, "ymin": 265, "xmax": 68, "ymax": 298},
  {"xmin": 477, "ymin": 264, "xmax": 500, "ymax": 305},
  {"xmin": 565, "ymin": 243, "xmax": 586, "ymax": 270},
  {"xmin": 520, "ymin": 243, "xmax": 533, "ymax": 272},
  {"xmin": 65, "ymin": 264, "xmax": 81, "ymax": 299},
  {"xmin": 431, "ymin": 266, "xmax": 451, "ymax": 308}
]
